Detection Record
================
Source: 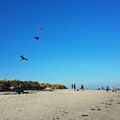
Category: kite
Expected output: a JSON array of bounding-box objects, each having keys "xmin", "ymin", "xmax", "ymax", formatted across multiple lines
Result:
[
  {"xmin": 20, "ymin": 55, "xmax": 28, "ymax": 60},
  {"xmin": 40, "ymin": 27, "xmax": 44, "ymax": 30},
  {"xmin": 34, "ymin": 36, "xmax": 39, "ymax": 40}
]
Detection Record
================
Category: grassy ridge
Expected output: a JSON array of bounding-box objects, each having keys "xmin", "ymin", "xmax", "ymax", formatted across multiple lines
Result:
[{"xmin": 0, "ymin": 79, "xmax": 67, "ymax": 91}]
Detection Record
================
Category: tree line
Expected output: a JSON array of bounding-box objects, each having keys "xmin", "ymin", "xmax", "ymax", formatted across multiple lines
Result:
[{"xmin": 0, "ymin": 79, "xmax": 67, "ymax": 91}]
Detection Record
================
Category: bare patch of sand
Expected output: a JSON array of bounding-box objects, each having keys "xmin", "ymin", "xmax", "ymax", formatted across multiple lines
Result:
[{"xmin": 0, "ymin": 90, "xmax": 120, "ymax": 120}]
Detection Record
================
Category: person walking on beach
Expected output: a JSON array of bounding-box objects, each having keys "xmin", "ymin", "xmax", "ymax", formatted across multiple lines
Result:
[
  {"xmin": 81, "ymin": 84, "xmax": 84, "ymax": 91},
  {"xmin": 71, "ymin": 84, "xmax": 73, "ymax": 89},
  {"xmin": 111, "ymin": 86, "xmax": 113, "ymax": 92},
  {"xmin": 113, "ymin": 87, "xmax": 117, "ymax": 92},
  {"xmin": 101, "ymin": 86, "xmax": 104, "ymax": 90},
  {"xmin": 73, "ymin": 84, "xmax": 76, "ymax": 91},
  {"xmin": 106, "ymin": 85, "xmax": 109, "ymax": 92}
]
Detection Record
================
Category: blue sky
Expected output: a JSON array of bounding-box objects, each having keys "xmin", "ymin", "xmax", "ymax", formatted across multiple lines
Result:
[{"xmin": 0, "ymin": 0, "xmax": 120, "ymax": 89}]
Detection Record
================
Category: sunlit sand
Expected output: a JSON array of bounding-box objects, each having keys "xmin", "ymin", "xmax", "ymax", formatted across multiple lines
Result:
[{"xmin": 0, "ymin": 89, "xmax": 120, "ymax": 120}]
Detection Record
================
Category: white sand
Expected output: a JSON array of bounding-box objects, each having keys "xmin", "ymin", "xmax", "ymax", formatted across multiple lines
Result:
[{"xmin": 0, "ymin": 90, "xmax": 120, "ymax": 120}]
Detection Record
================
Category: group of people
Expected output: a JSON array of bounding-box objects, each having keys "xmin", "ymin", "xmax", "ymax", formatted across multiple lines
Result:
[
  {"xmin": 101, "ymin": 86, "xmax": 117, "ymax": 92},
  {"xmin": 71, "ymin": 84, "xmax": 84, "ymax": 91},
  {"xmin": 111, "ymin": 86, "xmax": 117, "ymax": 92},
  {"xmin": 71, "ymin": 84, "xmax": 117, "ymax": 92},
  {"xmin": 14, "ymin": 85, "xmax": 24, "ymax": 94},
  {"xmin": 71, "ymin": 84, "xmax": 76, "ymax": 90}
]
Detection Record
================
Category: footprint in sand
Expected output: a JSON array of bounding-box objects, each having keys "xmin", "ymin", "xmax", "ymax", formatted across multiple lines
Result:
[
  {"xmin": 57, "ymin": 111, "xmax": 68, "ymax": 117},
  {"xmin": 56, "ymin": 116, "xmax": 60, "ymax": 119},
  {"xmin": 109, "ymin": 99, "xmax": 114, "ymax": 102},
  {"xmin": 81, "ymin": 114, "xmax": 89, "ymax": 117},
  {"xmin": 105, "ymin": 106, "xmax": 109, "ymax": 108},
  {"xmin": 105, "ymin": 103, "xmax": 112, "ymax": 106},
  {"xmin": 91, "ymin": 108, "xmax": 96, "ymax": 110},
  {"xmin": 53, "ymin": 117, "xmax": 60, "ymax": 120},
  {"xmin": 91, "ymin": 105, "xmax": 101, "ymax": 110},
  {"xmin": 117, "ymin": 102, "xmax": 120, "ymax": 104},
  {"xmin": 91, "ymin": 108, "xmax": 101, "ymax": 111},
  {"xmin": 63, "ymin": 111, "xmax": 68, "ymax": 114},
  {"xmin": 96, "ymin": 106, "xmax": 100, "ymax": 108}
]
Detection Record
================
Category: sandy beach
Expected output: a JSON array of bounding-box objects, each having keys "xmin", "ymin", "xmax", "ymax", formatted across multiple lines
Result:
[{"xmin": 0, "ymin": 90, "xmax": 120, "ymax": 120}]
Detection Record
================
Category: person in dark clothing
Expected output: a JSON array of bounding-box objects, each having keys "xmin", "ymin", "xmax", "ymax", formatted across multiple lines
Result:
[
  {"xmin": 81, "ymin": 84, "xmax": 84, "ymax": 91},
  {"xmin": 73, "ymin": 84, "xmax": 76, "ymax": 91},
  {"xmin": 71, "ymin": 84, "xmax": 73, "ymax": 89},
  {"xmin": 101, "ymin": 86, "xmax": 104, "ymax": 90},
  {"xmin": 15, "ymin": 86, "xmax": 24, "ymax": 94}
]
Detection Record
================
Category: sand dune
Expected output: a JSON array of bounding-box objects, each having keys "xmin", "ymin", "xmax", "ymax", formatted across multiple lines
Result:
[{"xmin": 0, "ymin": 90, "xmax": 120, "ymax": 120}]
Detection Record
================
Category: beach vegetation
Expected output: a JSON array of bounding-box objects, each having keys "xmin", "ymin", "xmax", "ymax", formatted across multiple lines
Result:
[{"xmin": 0, "ymin": 79, "xmax": 67, "ymax": 91}]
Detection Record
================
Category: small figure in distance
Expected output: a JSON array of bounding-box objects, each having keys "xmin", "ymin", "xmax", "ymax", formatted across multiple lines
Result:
[
  {"xmin": 81, "ymin": 84, "xmax": 84, "ymax": 91},
  {"xmin": 15, "ymin": 85, "xmax": 24, "ymax": 94},
  {"xmin": 101, "ymin": 86, "xmax": 104, "ymax": 90},
  {"xmin": 111, "ymin": 86, "xmax": 114, "ymax": 92},
  {"xmin": 71, "ymin": 84, "xmax": 73, "ymax": 89},
  {"xmin": 113, "ymin": 87, "xmax": 116, "ymax": 92},
  {"xmin": 20, "ymin": 55, "xmax": 28, "ymax": 60},
  {"xmin": 106, "ymin": 85, "xmax": 109, "ymax": 92},
  {"xmin": 73, "ymin": 83, "xmax": 76, "ymax": 91}
]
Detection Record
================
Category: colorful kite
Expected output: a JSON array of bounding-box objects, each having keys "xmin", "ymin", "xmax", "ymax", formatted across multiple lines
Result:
[
  {"xmin": 34, "ymin": 36, "xmax": 39, "ymax": 40},
  {"xmin": 40, "ymin": 27, "xmax": 44, "ymax": 30}
]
